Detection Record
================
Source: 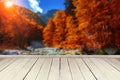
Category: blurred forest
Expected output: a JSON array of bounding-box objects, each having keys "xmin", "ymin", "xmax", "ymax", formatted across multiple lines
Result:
[
  {"xmin": 0, "ymin": 0, "xmax": 120, "ymax": 54},
  {"xmin": 43, "ymin": 0, "xmax": 120, "ymax": 54}
]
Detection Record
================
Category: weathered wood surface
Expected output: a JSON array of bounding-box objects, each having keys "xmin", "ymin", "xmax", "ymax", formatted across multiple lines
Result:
[{"xmin": 0, "ymin": 55, "xmax": 119, "ymax": 80}]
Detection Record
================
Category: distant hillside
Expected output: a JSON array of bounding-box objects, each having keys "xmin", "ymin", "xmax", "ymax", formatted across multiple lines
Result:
[
  {"xmin": 39, "ymin": 9, "xmax": 58, "ymax": 23},
  {"xmin": 0, "ymin": 2, "xmax": 43, "ymax": 49},
  {"xmin": 15, "ymin": 6, "xmax": 44, "ymax": 25}
]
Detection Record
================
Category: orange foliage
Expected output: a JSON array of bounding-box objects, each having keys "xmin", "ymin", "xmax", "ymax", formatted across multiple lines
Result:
[
  {"xmin": 43, "ymin": 18, "xmax": 55, "ymax": 46},
  {"xmin": 43, "ymin": 0, "xmax": 120, "ymax": 50},
  {"xmin": 0, "ymin": 2, "xmax": 43, "ymax": 49}
]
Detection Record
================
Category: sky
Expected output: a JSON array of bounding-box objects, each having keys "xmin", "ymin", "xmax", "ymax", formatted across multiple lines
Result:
[{"xmin": 15, "ymin": 0, "xmax": 65, "ymax": 13}]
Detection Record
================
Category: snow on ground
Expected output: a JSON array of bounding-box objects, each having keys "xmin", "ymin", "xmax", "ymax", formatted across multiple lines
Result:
[{"xmin": 1, "ymin": 49, "xmax": 26, "ymax": 55}]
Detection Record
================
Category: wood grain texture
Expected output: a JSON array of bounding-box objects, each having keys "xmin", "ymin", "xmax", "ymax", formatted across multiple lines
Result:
[
  {"xmin": 60, "ymin": 58, "xmax": 72, "ymax": 80},
  {"xmin": 68, "ymin": 58, "xmax": 85, "ymax": 80},
  {"xmin": 24, "ymin": 58, "xmax": 45, "ymax": 80},
  {"xmin": 0, "ymin": 56, "xmax": 119, "ymax": 80},
  {"xmin": 48, "ymin": 58, "xmax": 59, "ymax": 80},
  {"xmin": 76, "ymin": 58, "xmax": 96, "ymax": 80},
  {"xmin": 36, "ymin": 58, "xmax": 52, "ymax": 80}
]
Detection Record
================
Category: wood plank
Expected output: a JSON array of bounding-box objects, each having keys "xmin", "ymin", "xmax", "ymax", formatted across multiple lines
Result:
[
  {"xmin": 12, "ymin": 58, "xmax": 38, "ymax": 80},
  {"xmin": 94, "ymin": 58, "xmax": 120, "ymax": 80},
  {"xmin": 0, "ymin": 58, "xmax": 4, "ymax": 61},
  {"xmin": 104, "ymin": 58, "xmax": 120, "ymax": 71},
  {"xmin": 87, "ymin": 58, "xmax": 120, "ymax": 80},
  {"xmin": 0, "ymin": 58, "xmax": 30, "ymax": 80},
  {"xmin": 24, "ymin": 58, "xmax": 45, "ymax": 80},
  {"xmin": 48, "ymin": 58, "xmax": 59, "ymax": 80},
  {"xmin": 0, "ymin": 58, "xmax": 16, "ymax": 71},
  {"xmin": 60, "ymin": 58, "xmax": 72, "ymax": 80},
  {"xmin": 76, "ymin": 58, "xmax": 96, "ymax": 80},
  {"xmin": 0, "ymin": 56, "xmax": 119, "ymax": 80},
  {"xmin": 68, "ymin": 58, "xmax": 85, "ymax": 80},
  {"xmin": 83, "ymin": 58, "xmax": 110, "ymax": 80},
  {"xmin": 36, "ymin": 58, "xmax": 52, "ymax": 80},
  {"xmin": 117, "ymin": 58, "xmax": 120, "ymax": 61}
]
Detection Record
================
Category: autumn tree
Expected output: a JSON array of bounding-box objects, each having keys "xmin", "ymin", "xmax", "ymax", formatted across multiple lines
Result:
[
  {"xmin": 110, "ymin": 0, "xmax": 120, "ymax": 48},
  {"xmin": 43, "ymin": 18, "xmax": 55, "ymax": 46},
  {"xmin": 88, "ymin": 0, "xmax": 120, "ymax": 49},
  {"xmin": 72, "ymin": 0, "xmax": 120, "ymax": 54},
  {"xmin": 43, "ymin": 0, "xmax": 120, "ymax": 51},
  {"xmin": 72, "ymin": 0, "xmax": 92, "ymax": 49},
  {"xmin": 65, "ymin": 15, "xmax": 82, "ymax": 49},
  {"xmin": 52, "ymin": 11, "xmax": 67, "ymax": 48}
]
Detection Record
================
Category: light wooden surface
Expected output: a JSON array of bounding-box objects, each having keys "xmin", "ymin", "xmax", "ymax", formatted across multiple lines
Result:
[{"xmin": 0, "ymin": 56, "xmax": 120, "ymax": 80}]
